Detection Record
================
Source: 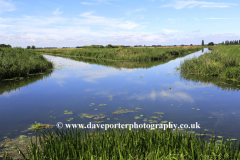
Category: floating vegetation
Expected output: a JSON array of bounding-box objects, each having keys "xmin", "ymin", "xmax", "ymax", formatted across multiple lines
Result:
[
  {"xmin": 196, "ymin": 109, "xmax": 200, "ymax": 110},
  {"xmin": 149, "ymin": 120, "xmax": 158, "ymax": 124},
  {"xmin": 192, "ymin": 108, "xmax": 195, "ymax": 109},
  {"xmin": 28, "ymin": 121, "xmax": 53, "ymax": 131},
  {"xmin": 232, "ymin": 112, "xmax": 236, "ymax": 114},
  {"xmin": 109, "ymin": 95, "xmax": 114, "ymax": 97},
  {"xmin": 64, "ymin": 110, "xmax": 73, "ymax": 114},
  {"xmin": 155, "ymin": 112, "xmax": 164, "ymax": 115},
  {"xmin": 209, "ymin": 117, "xmax": 213, "ymax": 118},
  {"xmin": 140, "ymin": 115, "xmax": 143, "ymax": 117},
  {"xmin": 134, "ymin": 116, "xmax": 141, "ymax": 119},
  {"xmin": 67, "ymin": 118, "xmax": 74, "ymax": 121},
  {"xmin": 112, "ymin": 109, "xmax": 135, "ymax": 114},
  {"xmin": 161, "ymin": 121, "xmax": 168, "ymax": 124},
  {"xmin": 143, "ymin": 118, "xmax": 148, "ymax": 122},
  {"xmin": 107, "ymin": 118, "xmax": 110, "ymax": 120},
  {"xmin": 79, "ymin": 113, "xmax": 106, "ymax": 120},
  {"xmin": 99, "ymin": 104, "xmax": 107, "ymax": 106},
  {"xmin": 92, "ymin": 121, "xmax": 104, "ymax": 124},
  {"xmin": 135, "ymin": 107, "xmax": 142, "ymax": 110}
]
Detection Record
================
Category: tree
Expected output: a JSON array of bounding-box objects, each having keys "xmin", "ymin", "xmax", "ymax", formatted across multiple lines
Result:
[
  {"xmin": 27, "ymin": 46, "xmax": 31, "ymax": 49},
  {"xmin": 32, "ymin": 45, "xmax": 35, "ymax": 49},
  {"xmin": 0, "ymin": 44, "xmax": 11, "ymax": 48},
  {"xmin": 202, "ymin": 40, "xmax": 204, "ymax": 46},
  {"xmin": 208, "ymin": 42, "xmax": 214, "ymax": 46},
  {"xmin": 190, "ymin": 44, "xmax": 193, "ymax": 46}
]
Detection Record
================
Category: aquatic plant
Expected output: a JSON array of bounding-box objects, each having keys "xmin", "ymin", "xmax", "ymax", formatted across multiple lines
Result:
[
  {"xmin": 180, "ymin": 45, "xmax": 240, "ymax": 80},
  {"xmin": 11, "ymin": 127, "xmax": 240, "ymax": 159},
  {"xmin": 0, "ymin": 47, "xmax": 53, "ymax": 81}
]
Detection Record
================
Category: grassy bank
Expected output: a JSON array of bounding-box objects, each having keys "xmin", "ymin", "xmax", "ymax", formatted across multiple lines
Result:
[
  {"xmin": 179, "ymin": 45, "xmax": 240, "ymax": 80},
  {"xmin": 3, "ymin": 127, "xmax": 240, "ymax": 159},
  {"xmin": 36, "ymin": 46, "xmax": 202, "ymax": 62},
  {"xmin": 0, "ymin": 47, "xmax": 53, "ymax": 81}
]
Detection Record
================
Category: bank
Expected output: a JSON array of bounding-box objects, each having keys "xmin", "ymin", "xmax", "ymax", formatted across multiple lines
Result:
[
  {"xmin": 0, "ymin": 47, "xmax": 53, "ymax": 81},
  {"xmin": 179, "ymin": 45, "xmax": 240, "ymax": 81}
]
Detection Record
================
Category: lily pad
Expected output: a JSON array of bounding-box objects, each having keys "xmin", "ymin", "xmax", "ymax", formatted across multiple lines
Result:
[
  {"xmin": 217, "ymin": 136, "xmax": 223, "ymax": 138},
  {"xmin": 112, "ymin": 109, "xmax": 135, "ymax": 114},
  {"xmin": 209, "ymin": 117, "xmax": 213, "ymax": 118},
  {"xmin": 161, "ymin": 121, "xmax": 168, "ymax": 124},
  {"xmin": 92, "ymin": 121, "xmax": 104, "ymax": 124},
  {"xmin": 67, "ymin": 118, "xmax": 74, "ymax": 121},
  {"xmin": 109, "ymin": 95, "xmax": 115, "ymax": 97},
  {"xmin": 99, "ymin": 104, "xmax": 107, "ymax": 106},
  {"xmin": 135, "ymin": 107, "xmax": 142, "ymax": 110},
  {"xmin": 196, "ymin": 109, "xmax": 200, "ymax": 110},
  {"xmin": 135, "ymin": 116, "xmax": 141, "ymax": 119},
  {"xmin": 64, "ymin": 110, "xmax": 73, "ymax": 115},
  {"xmin": 143, "ymin": 118, "xmax": 148, "ymax": 122},
  {"xmin": 155, "ymin": 112, "xmax": 164, "ymax": 115}
]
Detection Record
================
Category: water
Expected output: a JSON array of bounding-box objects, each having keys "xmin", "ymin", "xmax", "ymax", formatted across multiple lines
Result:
[{"xmin": 1, "ymin": 48, "xmax": 240, "ymax": 144}]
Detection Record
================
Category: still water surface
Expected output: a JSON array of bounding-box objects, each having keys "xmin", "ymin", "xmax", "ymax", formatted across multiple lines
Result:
[{"xmin": 1, "ymin": 48, "xmax": 240, "ymax": 143}]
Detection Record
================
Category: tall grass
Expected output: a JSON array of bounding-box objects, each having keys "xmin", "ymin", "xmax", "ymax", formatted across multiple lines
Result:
[
  {"xmin": 0, "ymin": 47, "xmax": 53, "ymax": 81},
  {"xmin": 36, "ymin": 46, "xmax": 202, "ymax": 62},
  {"xmin": 180, "ymin": 45, "xmax": 240, "ymax": 80},
  {"xmin": 3, "ymin": 127, "xmax": 240, "ymax": 159}
]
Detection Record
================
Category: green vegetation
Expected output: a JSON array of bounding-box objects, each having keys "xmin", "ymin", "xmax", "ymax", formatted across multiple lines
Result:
[
  {"xmin": 0, "ymin": 47, "xmax": 53, "ymax": 81},
  {"xmin": 36, "ymin": 46, "xmax": 202, "ymax": 62},
  {"xmin": 0, "ymin": 44, "xmax": 11, "ymax": 48},
  {"xmin": 3, "ymin": 127, "xmax": 240, "ymax": 159},
  {"xmin": 208, "ymin": 42, "xmax": 214, "ymax": 46},
  {"xmin": 179, "ymin": 45, "xmax": 240, "ymax": 80}
]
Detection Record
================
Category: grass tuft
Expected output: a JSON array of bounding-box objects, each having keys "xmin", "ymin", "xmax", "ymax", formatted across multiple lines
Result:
[{"xmin": 4, "ymin": 127, "xmax": 239, "ymax": 159}]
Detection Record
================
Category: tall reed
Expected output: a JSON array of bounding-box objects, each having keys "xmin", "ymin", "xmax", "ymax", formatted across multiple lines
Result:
[
  {"xmin": 0, "ymin": 47, "xmax": 53, "ymax": 81},
  {"xmin": 180, "ymin": 45, "xmax": 240, "ymax": 80},
  {"xmin": 3, "ymin": 127, "xmax": 239, "ymax": 159}
]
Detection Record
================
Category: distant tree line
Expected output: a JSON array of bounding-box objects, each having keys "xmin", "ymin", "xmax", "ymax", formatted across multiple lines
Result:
[
  {"xmin": 220, "ymin": 40, "xmax": 240, "ymax": 45},
  {"xmin": 77, "ymin": 44, "xmax": 126, "ymax": 49},
  {"xmin": 27, "ymin": 45, "xmax": 36, "ymax": 49},
  {"xmin": 0, "ymin": 44, "xmax": 12, "ymax": 48}
]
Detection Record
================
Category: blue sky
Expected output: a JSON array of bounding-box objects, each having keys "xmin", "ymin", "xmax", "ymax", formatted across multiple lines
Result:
[{"xmin": 0, "ymin": 0, "xmax": 239, "ymax": 48}]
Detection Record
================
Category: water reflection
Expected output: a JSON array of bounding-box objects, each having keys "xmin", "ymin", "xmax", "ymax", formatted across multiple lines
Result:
[{"xmin": 0, "ymin": 48, "xmax": 240, "ymax": 151}]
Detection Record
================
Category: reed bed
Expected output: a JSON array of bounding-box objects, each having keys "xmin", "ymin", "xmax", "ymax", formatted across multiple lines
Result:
[
  {"xmin": 179, "ymin": 45, "xmax": 240, "ymax": 80},
  {"xmin": 0, "ymin": 47, "xmax": 53, "ymax": 81},
  {"xmin": 3, "ymin": 127, "xmax": 240, "ymax": 160},
  {"xmin": 36, "ymin": 46, "xmax": 202, "ymax": 62}
]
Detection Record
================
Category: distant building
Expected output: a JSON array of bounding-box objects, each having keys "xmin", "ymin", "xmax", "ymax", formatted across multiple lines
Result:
[{"xmin": 35, "ymin": 47, "xmax": 43, "ymax": 49}]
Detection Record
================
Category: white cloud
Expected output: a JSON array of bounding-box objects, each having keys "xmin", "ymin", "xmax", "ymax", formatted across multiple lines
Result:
[
  {"xmin": 0, "ymin": 0, "xmax": 15, "ymax": 13},
  {"xmin": 81, "ymin": 2, "xmax": 98, "ymax": 5},
  {"xmin": 53, "ymin": 7, "xmax": 63, "ymax": 15},
  {"xmin": 76, "ymin": 12, "xmax": 139, "ymax": 29},
  {"xmin": 161, "ymin": 0, "xmax": 237, "ymax": 9},
  {"xmin": 134, "ymin": 8, "xmax": 147, "ymax": 12},
  {"xmin": 163, "ymin": 29, "xmax": 181, "ymax": 34},
  {"xmin": 205, "ymin": 18, "xmax": 240, "ymax": 20}
]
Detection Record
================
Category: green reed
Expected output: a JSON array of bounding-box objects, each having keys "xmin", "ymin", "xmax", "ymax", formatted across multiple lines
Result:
[
  {"xmin": 36, "ymin": 47, "xmax": 202, "ymax": 62},
  {"xmin": 0, "ymin": 47, "xmax": 53, "ymax": 81},
  {"xmin": 180, "ymin": 45, "xmax": 240, "ymax": 80},
  {"xmin": 3, "ymin": 127, "xmax": 240, "ymax": 159}
]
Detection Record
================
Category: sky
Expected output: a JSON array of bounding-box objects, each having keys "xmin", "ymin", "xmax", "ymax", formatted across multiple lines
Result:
[{"xmin": 0, "ymin": 0, "xmax": 239, "ymax": 48}]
